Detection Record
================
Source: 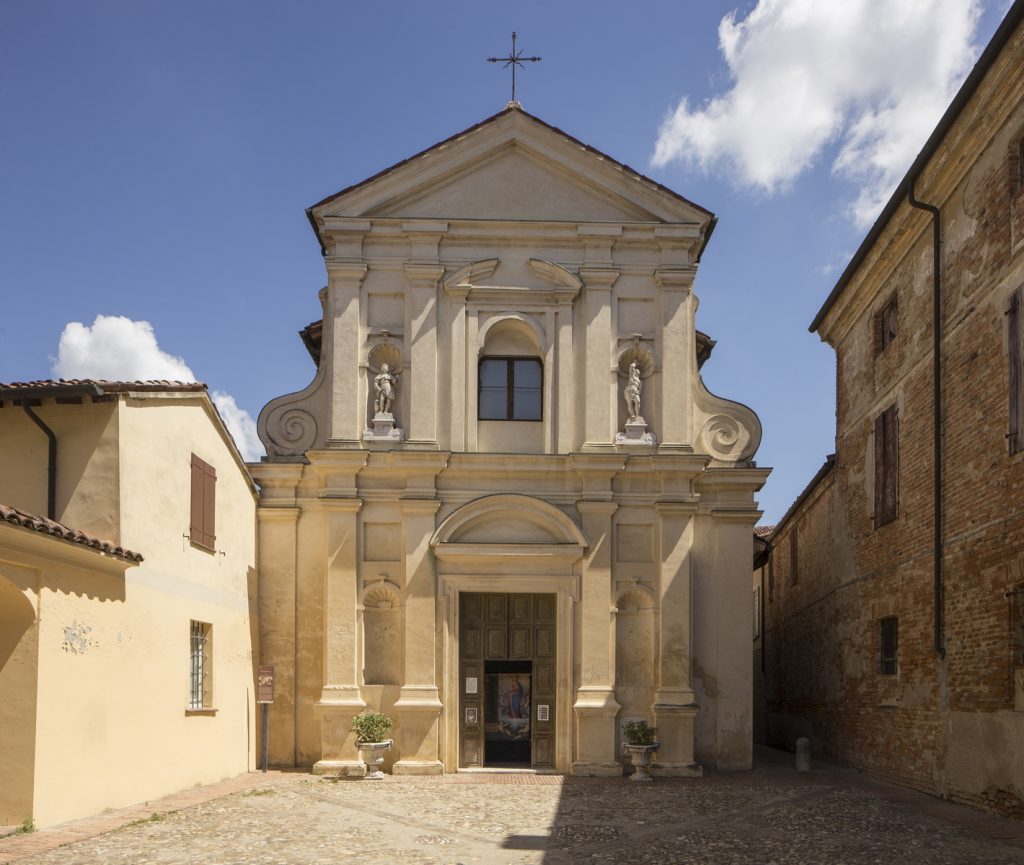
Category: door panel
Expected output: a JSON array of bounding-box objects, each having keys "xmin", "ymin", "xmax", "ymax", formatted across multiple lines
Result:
[{"xmin": 458, "ymin": 592, "xmax": 557, "ymax": 769}]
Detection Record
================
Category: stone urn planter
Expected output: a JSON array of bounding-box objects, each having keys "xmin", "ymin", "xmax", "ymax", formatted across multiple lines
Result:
[
  {"xmin": 357, "ymin": 739, "xmax": 393, "ymax": 780},
  {"xmin": 622, "ymin": 719, "xmax": 659, "ymax": 782},
  {"xmin": 352, "ymin": 711, "xmax": 394, "ymax": 780}
]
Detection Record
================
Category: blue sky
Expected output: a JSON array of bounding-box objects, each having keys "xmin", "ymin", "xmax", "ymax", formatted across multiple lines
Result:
[{"xmin": 0, "ymin": 1, "xmax": 1010, "ymax": 522}]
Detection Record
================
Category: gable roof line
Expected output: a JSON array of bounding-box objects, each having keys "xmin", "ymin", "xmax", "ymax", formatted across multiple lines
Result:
[
  {"xmin": 1, "ymin": 380, "xmax": 258, "ymax": 491},
  {"xmin": 809, "ymin": 0, "xmax": 1024, "ymax": 334},
  {"xmin": 305, "ymin": 106, "xmax": 714, "ymax": 254}
]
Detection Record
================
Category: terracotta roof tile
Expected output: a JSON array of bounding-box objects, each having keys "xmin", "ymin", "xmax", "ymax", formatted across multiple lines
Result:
[
  {"xmin": 0, "ymin": 379, "xmax": 206, "ymax": 396},
  {"xmin": 754, "ymin": 525, "xmax": 775, "ymax": 539},
  {"xmin": 0, "ymin": 504, "xmax": 143, "ymax": 562}
]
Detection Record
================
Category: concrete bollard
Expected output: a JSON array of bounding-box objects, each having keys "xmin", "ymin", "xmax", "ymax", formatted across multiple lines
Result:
[{"xmin": 795, "ymin": 737, "xmax": 811, "ymax": 772}]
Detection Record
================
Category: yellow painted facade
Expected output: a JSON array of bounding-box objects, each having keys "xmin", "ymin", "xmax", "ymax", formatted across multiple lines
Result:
[{"xmin": 0, "ymin": 385, "xmax": 257, "ymax": 827}]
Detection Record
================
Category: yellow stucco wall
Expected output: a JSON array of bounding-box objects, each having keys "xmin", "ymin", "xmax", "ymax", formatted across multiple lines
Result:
[{"xmin": 0, "ymin": 392, "xmax": 258, "ymax": 827}]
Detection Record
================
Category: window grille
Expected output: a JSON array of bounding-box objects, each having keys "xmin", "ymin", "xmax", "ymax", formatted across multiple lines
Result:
[
  {"xmin": 880, "ymin": 616, "xmax": 898, "ymax": 675},
  {"xmin": 189, "ymin": 620, "xmax": 211, "ymax": 709}
]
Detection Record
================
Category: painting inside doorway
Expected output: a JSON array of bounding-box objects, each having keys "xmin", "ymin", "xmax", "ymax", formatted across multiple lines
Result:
[{"xmin": 486, "ymin": 671, "xmax": 531, "ymax": 742}]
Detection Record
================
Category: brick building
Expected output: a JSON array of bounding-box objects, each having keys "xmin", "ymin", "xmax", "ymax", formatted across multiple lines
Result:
[{"xmin": 762, "ymin": 2, "xmax": 1024, "ymax": 816}]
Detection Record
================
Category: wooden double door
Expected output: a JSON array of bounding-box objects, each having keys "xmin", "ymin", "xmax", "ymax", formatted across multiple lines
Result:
[{"xmin": 458, "ymin": 592, "xmax": 556, "ymax": 768}]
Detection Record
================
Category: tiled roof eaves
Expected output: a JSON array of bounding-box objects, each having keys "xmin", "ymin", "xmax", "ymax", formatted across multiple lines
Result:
[
  {"xmin": 0, "ymin": 504, "xmax": 143, "ymax": 563},
  {"xmin": 0, "ymin": 380, "xmax": 206, "ymax": 400},
  {"xmin": 769, "ymin": 455, "xmax": 836, "ymax": 539}
]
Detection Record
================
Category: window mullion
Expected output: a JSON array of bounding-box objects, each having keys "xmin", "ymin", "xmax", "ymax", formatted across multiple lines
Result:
[{"xmin": 506, "ymin": 360, "xmax": 514, "ymax": 420}]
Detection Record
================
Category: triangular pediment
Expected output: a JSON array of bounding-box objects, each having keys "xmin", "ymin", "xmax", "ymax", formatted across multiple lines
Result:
[{"xmin": 310, "ymin": 108, "xmax": 712, "ymax": 226}]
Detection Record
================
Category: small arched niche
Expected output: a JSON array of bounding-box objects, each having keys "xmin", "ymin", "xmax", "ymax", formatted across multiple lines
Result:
[
  {"xmin": 614, "ymin": 586, "xmax": 656, "ymax": 735},
  {"xmin": 361, "ymin": 581, "xmax": 402, "ymax": 686}
]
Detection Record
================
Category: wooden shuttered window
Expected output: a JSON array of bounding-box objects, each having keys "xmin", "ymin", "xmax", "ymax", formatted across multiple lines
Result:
[
  {"xmin": 1008, "ymin": 288, "xmax": 1024, "ymax": 455},
  {"xmin": 190, "ymin": 453, "xmax": 217, "ymax": 551},
  {"xmin": 873, "ymin": 297, "xmax": 898, "ymax": 357},
  {"xmin": 874, "ymin": 405, "xmax": 899, "ymax": 527}
]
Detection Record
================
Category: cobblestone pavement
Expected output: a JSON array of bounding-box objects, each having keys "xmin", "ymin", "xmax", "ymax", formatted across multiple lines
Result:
[{"xmin": 4, "ymin": 750, "xmax": 1024, "ymax": 865}]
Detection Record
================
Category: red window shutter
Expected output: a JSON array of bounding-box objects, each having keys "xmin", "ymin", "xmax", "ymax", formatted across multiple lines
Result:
[
  {"xmin": 190, "ymin": 453, "xmax": 216, "ymax": 550},
  {"xmin": 203, "ymin": 461, "xmax": 217, "ymax": 549},
  {"xmin": 190, "ymin": 454, "xmax": 204, "ymax": 545}
]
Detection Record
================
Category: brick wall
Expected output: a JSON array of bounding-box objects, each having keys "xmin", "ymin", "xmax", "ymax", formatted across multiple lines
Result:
[{"xmin": 763, "ymin": 18, "xmax": 1024, "ymax": 818}]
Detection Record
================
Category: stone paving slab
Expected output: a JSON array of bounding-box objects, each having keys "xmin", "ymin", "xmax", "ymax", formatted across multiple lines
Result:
[{"xmin": 2, "ymin": 752, "xmax": 1023, "ymax": 865}]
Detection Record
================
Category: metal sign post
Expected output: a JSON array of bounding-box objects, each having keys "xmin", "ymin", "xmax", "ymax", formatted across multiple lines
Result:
[{"xmin": 257, "ymin": 665, "xmax": 275, "ymax": 773}]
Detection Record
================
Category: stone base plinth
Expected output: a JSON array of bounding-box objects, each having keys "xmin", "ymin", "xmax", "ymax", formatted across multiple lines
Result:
[
  {"xmin": 392, "ymin": 760, "xmax": 444, "ymax": 775},
  {"xmin": 616, "ymin": 418, "xmax": 656, "ymax": 446},
  {"xmin": 363, "ymin": 413, "xmax": 404, "ymax": 442},
  {"xmin": 312, "ymin": 759, "xmax": 366, "ymax": 778}
]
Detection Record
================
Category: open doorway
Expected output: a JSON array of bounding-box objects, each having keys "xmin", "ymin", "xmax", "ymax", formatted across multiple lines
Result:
[{"xmin": 484, "ymin": 660, "xmax": 532, "ymax": 765}]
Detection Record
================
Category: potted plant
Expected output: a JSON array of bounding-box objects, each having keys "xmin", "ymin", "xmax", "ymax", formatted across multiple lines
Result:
[
  {"xmin": 352, "ymin": 712, "xmax": 393, "ymax": 779},
  {"xmin": 622, "ymin": 719, "xmax": 659, "ymax": 782}
]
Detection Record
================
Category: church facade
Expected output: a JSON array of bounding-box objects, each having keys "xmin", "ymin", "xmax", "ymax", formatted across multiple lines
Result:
[{"xmin": 252, "ymin": 107, "xmax": 768, "ymax": 775}]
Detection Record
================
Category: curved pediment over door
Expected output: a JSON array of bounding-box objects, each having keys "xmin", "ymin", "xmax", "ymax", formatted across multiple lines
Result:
[{"xmin": 430, "ymin": 494, "xmax": 587, "ymax": 575}]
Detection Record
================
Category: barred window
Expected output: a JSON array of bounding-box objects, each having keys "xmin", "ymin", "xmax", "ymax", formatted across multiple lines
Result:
[
  {"xmin": 189, "ymin": 620, "xmax": 212, "ymax": 709},
  {"xmin": 880, "ymin": 616, "xmax": 898, "ymax": 675}
]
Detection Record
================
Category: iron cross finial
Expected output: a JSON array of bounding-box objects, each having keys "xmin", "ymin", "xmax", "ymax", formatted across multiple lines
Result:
[{"xmin": 487, "ymin": 32, "xmax": 541, "ymax": 105}]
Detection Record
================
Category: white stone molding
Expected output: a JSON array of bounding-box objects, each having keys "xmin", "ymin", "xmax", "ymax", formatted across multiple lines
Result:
[
  {"xmin": 692, "ymin": 377, "xmax": 762, "ymax": 465},
  {"xmin": 614, "ymin": 584, "xmax": 657, "ymax": 612},
  {"xmin": 477, "ymin": 312, "xmax": 546, "ymax": 353},
  {"xmin": 430, "ymin": 493, "xmax": 588, "ymax": 548},
  {"xmin": 527, "ymin": 258, "xmax": 583, "ymax": 299},
  {"xmin": 442, "ymin": 259, "xmax": 500, "ymax": 296},
  {"xmin": 360, "ymin": 579, "xmax": 403, "ymax": 610},
  {"xmin": 259, "ymin": 355, "xmax": 327, "ymax": 457}
]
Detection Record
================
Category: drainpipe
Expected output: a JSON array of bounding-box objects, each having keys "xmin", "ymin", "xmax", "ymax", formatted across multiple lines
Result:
[
  {"xmin": 22, "ymin": 402, "xmax": 57, "ymax": 520},
  {"xmin": 907, "ymin": 178, "xmax": 945, "ymax": 659}
]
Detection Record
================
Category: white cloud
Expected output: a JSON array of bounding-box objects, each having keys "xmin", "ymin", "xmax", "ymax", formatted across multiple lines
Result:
[
  {"xmin": 209, "ymin": 390, "xmax": 263, "ymax": 466},
  {"xmin": 652, "ymin": 0, "xmax": 983, "ymax": 226},
  {"xmin": 53, "ymin": 315, "xmax": 194, "ymax": 381},
  {"xmin": 52, "ymin": 315, "xmax": 264, "ymax": 462}
]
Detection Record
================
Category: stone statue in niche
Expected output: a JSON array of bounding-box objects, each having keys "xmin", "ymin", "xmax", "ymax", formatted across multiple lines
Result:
[
  {"xmin": 374, "ymin": 364, "xmax": 397, "ymax": 418},
  {"xmin": 363, "ymin": 347, "xmax": 404, "ymax": 443},
  {"xmin": 616, "ymin": 354, "xmax": 656, "ymax": 447},
  {"xmin": 624, "ymin": 361, "xmax": 643, "ymax": 421}
]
